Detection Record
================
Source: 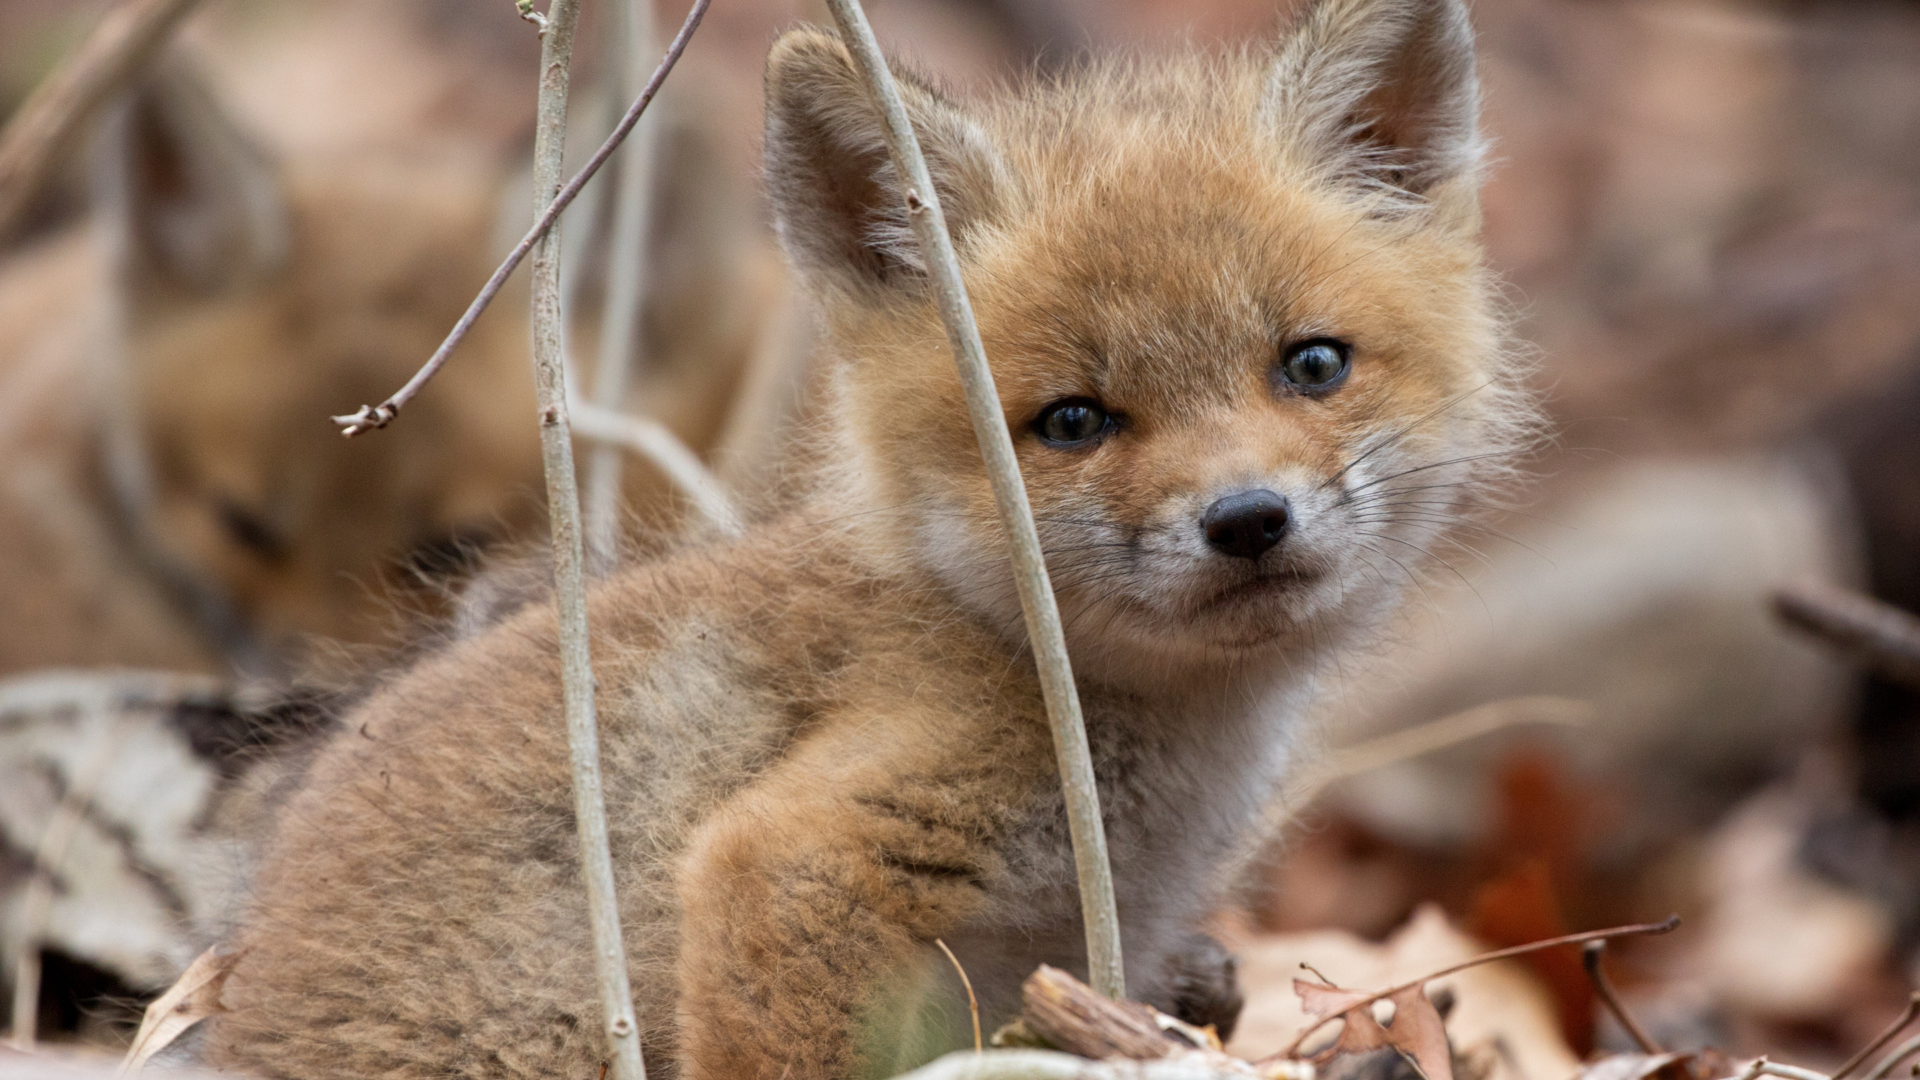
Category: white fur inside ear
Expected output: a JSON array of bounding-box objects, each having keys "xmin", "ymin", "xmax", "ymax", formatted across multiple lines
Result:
[
  {"xmin": 1261, "ymin": 0, "xmax": 1483, "ymax": 205},
  {"xmin": 860, "ymin": 156, "xmax": 924, "ymax": 276}
]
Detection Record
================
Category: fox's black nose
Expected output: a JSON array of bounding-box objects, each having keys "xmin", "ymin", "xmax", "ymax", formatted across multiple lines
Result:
[{"xmin": 1202, "ymin": 490, "xmax": 1291, "ymax": 560}]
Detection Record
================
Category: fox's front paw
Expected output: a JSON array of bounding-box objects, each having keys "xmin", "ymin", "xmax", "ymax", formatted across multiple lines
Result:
[{"xmin": 1162, "ymin": 932, "xmax": 1245, "ymax": 1043}]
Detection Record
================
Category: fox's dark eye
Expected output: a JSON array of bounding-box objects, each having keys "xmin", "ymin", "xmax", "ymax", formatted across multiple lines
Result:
[
  {"xmin": 1277, "ymin": 338, "xmax": 1352, "ymax": 392},
  {"xmin": 1034, "ymin": 398, "xmax": 1112, "ymax": 446},
  {"xmin": 218, "ymin": 499, "xmax": 288, "ymax": 561}
]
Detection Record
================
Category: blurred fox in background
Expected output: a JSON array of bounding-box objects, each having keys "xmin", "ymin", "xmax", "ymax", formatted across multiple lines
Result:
[
  {"xmin": 0, "ymin": 20, "xmax": 790, "ymax": 1029},
  {"xmin": 0, "ymin": 56, "xmax": 782, "ymax": 681}
]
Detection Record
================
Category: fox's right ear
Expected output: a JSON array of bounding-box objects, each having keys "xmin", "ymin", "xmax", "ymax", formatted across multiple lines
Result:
[
  {"xmin": 763, "ymin": 29, "xmax": 1012, "ymax": 296},
  {"xmin": 95, "ymin": 58, "xmax": 288, "ymax": 298},
  {"xmin": 1263, "ymin": 0, "xmax": 1482, "ymax": 213}
]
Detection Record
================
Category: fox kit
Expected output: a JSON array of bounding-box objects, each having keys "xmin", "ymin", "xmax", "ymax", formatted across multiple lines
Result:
[{"xmin": 207, "ymin": 0, "xmax": 1530, "ymax": 1076}]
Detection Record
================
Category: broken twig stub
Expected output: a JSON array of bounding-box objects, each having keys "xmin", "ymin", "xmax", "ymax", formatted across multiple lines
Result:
[{"xmin": 1774, "ymin": 580, "xmax": 1920, "ymax": 689}]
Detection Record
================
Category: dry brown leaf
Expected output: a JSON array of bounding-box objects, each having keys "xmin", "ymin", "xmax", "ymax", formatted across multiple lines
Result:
[
  {"xmin": 1294, "ymin": 978, "xmax": 1453, "ymax": 1080},
  {"xmin": 1383, "ymin": 985, "xmax": 1454, "ymax": 1080},
  {"xmin": 1295, "ymin": 980, "xmax": 1393, "ymax": 1058},
  {"xmin": 118, "ymin": 947, "xmax": 245, "ymax": 1074},
  {"xmin": 1232, "ymin": 906, "xmax": 1580, "ymax": 1080}
]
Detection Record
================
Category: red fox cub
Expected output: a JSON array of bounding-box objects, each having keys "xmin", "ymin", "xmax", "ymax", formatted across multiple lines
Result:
[{"xmin": 208, "ymin": 0, "xmax": 1531, "ymax": 1076}]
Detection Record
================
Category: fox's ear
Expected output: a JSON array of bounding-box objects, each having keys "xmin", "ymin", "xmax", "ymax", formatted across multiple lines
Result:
[
  {"xmin": 1263, "ymin": 0, "xmax": 1482, "ymax": 208},
  {"xmin": 95, "ymin": 58, "xmax": 288, "ymax": 297},
  {"xmin": 764, "ymin": 29, "xmax": 1011, "ymax": 294}
]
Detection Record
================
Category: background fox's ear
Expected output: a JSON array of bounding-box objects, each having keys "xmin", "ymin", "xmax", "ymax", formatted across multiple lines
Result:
[
  {"xmin": 764, "ymin": 29, "xmax": 1011, "ymax": 294},
  {"xmin": 95, "ymin": 58, "xmax": 288, "ymax": 297},
  {"xmin": 1263, "ymin": 0, "xmax": 1482, "ymax": 208}
]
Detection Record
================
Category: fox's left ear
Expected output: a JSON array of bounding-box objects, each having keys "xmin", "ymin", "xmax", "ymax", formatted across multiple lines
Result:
[
  {"xmin": 95, "ymin": 57, "xmax": 289, "ymax": 299},
  {"xmin": 1264, "ymin": 0, "xmax": 1482, "ymax": 212},
  {"xmin": 764, "ymin": 29, "xmax": 1013, "ymax": 298}
]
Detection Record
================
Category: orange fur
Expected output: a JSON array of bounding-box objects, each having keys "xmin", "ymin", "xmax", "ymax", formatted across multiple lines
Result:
[{"xmin": 207, "ymin": 1, "xmax": 1535, "ymax": 1077}]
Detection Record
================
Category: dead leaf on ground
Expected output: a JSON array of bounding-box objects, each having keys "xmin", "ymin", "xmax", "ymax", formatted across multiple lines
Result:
[
  {"xmin": 1381, "ymin": 985, "xmax": 1454, "ymax": 1080},
  {"xmin": 118, "ymin": 946, "xmax": 246, "ymax": 1074},
  {"xmin": 1296, "ymin": 980, "xmax": 1394, "ymax": 1058},
  {"xmin": 1294, "ymin": 978, "xmax": 1454, "ymax": 1080},
  {"xmin": 1231, "ymin": 905, "xmax": 1580, "ymax": 1080}
]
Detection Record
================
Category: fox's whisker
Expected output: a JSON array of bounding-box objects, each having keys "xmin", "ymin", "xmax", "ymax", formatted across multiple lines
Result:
[
  {"xmin": 1322, "ymin": 381, "xmax": 1495, "ymax": 492},
  {"xmin": 1339, "ymin": 448, "xmax": 1529, "ymax": 501}
]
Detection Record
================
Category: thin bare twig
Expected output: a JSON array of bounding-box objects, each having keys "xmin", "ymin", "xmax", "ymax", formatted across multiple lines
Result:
[
  {"xmin": 571, "ymin": 402, "xmax": 742, "ymax": 535},
  {"xmin": 1284, "ymin": 695, "xmax": 1592, "ymax": 810},
  {"xmin": 524, "ymin": 4, "xmax": 646, "ymax": 1080},
  {"xmin": 1750, "ymin": 1062, "xmax": 1839, "ymax": 1080},
  {"xmin": 0, "ymin": 0, "xmax": 204, "ymax": 241},
  {"xmin": 1298, "ymin": 962, "xmax": 1338, "ymax": 987},
  {"xmin": 332, "ymin": 0, "xmax": 711, "ymax": 437},
  {"xmin": 1866, "ymin": 1034, "xmax": 1920, "ymax": 1080},
  {"xmin": 937, "ymin": 939, "xmax": 984, "ymax": 1053},
  {"xmin": 819, "ymin": 0, "xmax": 1125, "ymax": 999},
  {"xmin": 1774, "ymin": 580, "xmax": 1920, "ymax": 690},
  {"xmin": 584, "ymin": 0, "xmax": 662, "ymax": 567},
  {"xmin": 1228, "ymin": 695, "xmax": 1592, "ymax": 895},
  {"xmin": 1269, "ymin": 916, "xmax": 1682, "ymax": 1062},
  {"xmin": 1834, "ymin": 993, "xmax": 1920, "ymax": 1080},
  {"xmin": 1582, "ymin": 941, "xmax": 1661, "ymax": 1054}
]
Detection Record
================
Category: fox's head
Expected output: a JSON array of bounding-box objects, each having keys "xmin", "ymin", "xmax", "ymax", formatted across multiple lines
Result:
[
  {"xmin": 766, "ymin": 0, "xmax": 1534, "ymax": 683},
  {"xmin": 95, "ymin": 64, "xmax": 544, "ymax": 667}
]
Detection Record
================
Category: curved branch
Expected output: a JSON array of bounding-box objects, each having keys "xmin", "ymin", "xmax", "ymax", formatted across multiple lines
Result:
[
  {"xmin": 1774, "ymin": 580, "xmax": 1920, "ymax": 689},
  {"xmin": 331, "ymin": 0, "xmax": 711, "ymax": 437},
  {"xmin": 571, "ymin": 403, "xmax": 742, "ymax": 537},
  {"xmin": 1267, "ymin": 916, "xmax": 1682, "ymax": 1062}
]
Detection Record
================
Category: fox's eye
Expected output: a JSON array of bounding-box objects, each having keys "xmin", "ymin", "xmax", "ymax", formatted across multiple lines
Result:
[
  {"xmin": 218, "ymin": 499, "xmax": 288, "ymax": 561},
  {"xmin": 1034, "ymin": 398, "xmax": 1112, "ymax": 446},
  {"xmin": 1277, "ymin": 338, "xmax": 1352, "ymax": 392}
]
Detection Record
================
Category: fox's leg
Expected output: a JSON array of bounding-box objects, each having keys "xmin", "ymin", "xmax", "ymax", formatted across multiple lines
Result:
[
  {"xmin": 1160, "ymin": 932, "xmax": 1245, "ymax": 1042},
  {"xmin": 675, "ymin": 720, "xmax": 1042, "ymax": 1080}
]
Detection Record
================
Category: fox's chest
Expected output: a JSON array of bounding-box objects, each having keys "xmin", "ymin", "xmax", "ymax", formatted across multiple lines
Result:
[{"xmin": 949, "ymin": 685, "xmax": 1304, "ymax": 1024}]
